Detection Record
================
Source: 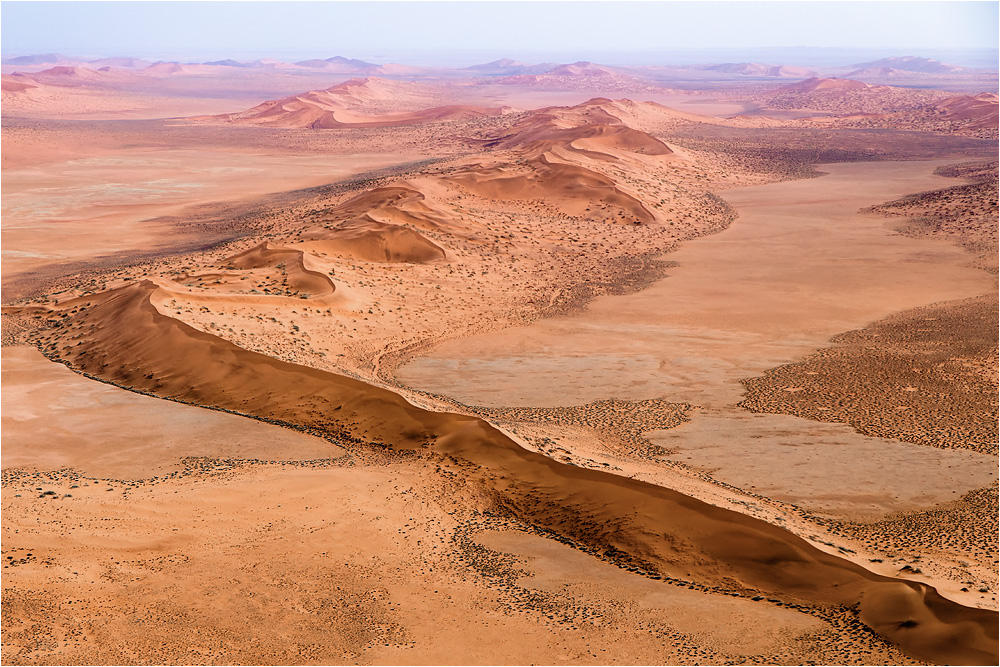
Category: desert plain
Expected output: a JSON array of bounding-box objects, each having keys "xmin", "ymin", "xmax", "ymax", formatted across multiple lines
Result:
[{"xmin": 1, "ymin": 51, "xmax": 999, "ymax": 665}]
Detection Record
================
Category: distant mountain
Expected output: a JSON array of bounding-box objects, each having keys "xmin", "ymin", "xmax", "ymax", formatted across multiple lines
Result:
[
  {"xmin": 543, "ymin": 61, "xmax": 617, "ymax": 77},
  {"xmin": 142, "ymin": 62, "xmax": 194, "ymax": 76},
  {"xmin": 850, "ymin": 56, "xmax": 970, "ymax": 74},
  {"xmin": 702, "ymin": 62, "xmax": 816, "ymax": 78},
  {"xmin": 293, "ymin": 56, "xmax": 381, "ymax": 73},
  {"xmin": 845, "ymin": 66, "xmax": 916, "ymax": 80},
  {"xmin": 88, "ymin": 57, "xmax": 151, "ymax": 69},
  {"xmin": 30, "ymin": 66, "xmax": 105, "ymax": 80},
  {"xmin": 466, "ymin": 59, "xmax": 558, "ymax": 76},
  {"xmin": 202, "ymin": 59, "xmax": 259, "ymax": 68},
  {"xmin": 326, "ymin": 56, "xmax": 379, "ymax": 69},
  {"xmin": 2, "ymin": 53, "xmax": 70, "ymax": 66}
]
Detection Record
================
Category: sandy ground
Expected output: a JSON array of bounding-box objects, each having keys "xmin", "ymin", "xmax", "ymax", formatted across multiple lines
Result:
[
  {"xmin": 1, "ymin": 149, "xmax": 421, "ymax": 288},
  {"xmin": 397, "ymin": 161, "xmax": 990, "ymax": 409},
  {"xmin": 1, "ymin": 346, "xmax": 343, "ymax": 478}
]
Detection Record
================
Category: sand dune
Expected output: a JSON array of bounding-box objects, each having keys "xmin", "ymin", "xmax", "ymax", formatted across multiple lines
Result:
[
  {"xmin": 1, "ymin": 74, "xmax": 37, "ymax": 92},
  {"xmin": 231, "ymin": 101, "xmax": 499, "ymax": 129},
  {"xmin": 211, "ymin": 77, "xmax": 486, "ymax": 128},
  {"xmin": 486, "ymin": 99, "xmax": 673, "ymax": 157},
  {"xmin": 24, "ymin": 280, "xmax": 998, "ymax": 665},
  {"xmin": 219, "ymin": 242, "xmax": 336, "ymax": 297},
  {"xmin": 446, "ymin": 154, "xmax": 655, "ymax": 224},
  {"xmin": 298, "ymin": 217, "xmax": 446, "ymax": 263},
  {"xmin": 936, "ymin": 93, "xmax": 999, "ymax": 129},
  {"xmin": 29, "ymin": 65, "xmax": 105, "ymax": 80},
  {"xmin": 308, "ymin": 185, "xmax": 463, "ymax": 234}
]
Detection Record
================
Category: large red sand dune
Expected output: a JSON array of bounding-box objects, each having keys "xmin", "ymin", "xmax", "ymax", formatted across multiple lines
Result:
[{"xmin": 935, "ymin": 93, "xmax": 999, "ymax": 129}]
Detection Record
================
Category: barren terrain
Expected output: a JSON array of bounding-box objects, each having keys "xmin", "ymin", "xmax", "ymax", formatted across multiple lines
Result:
[{"xmin": 2, "ymin": 54, "xmax": 997, "ymax": 665}]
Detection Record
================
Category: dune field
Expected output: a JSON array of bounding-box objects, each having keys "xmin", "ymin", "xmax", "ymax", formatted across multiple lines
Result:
[{"xmin": 2, "ymin": 49, "xmax": 998, "ymax": 666}]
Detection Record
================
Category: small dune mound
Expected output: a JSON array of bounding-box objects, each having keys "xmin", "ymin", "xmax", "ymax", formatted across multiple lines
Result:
[
  {"xmin": 141, "ymin": 62, "xmax": 191, "ymax": 76},
  {"xmin": 299, "ymin": 217, "xmax": 446, "ymax": 263},
  {"xmin": 27, "ymin": 66, "xmax": 110, "ymax": 86},
  {"xmin": 1, "ymin": 75, "xmax": 37, "ymax": 93},
  {"xmin": 33, "ymin": 66, "xmax": 85, "ymax": 77},
  {"xmin": 447, "ymin": 154, "xmax": 655, "ymax": 223},
  {"xmin": 222, "ymin": 242, "xmax": 335, "ymax": 297}
]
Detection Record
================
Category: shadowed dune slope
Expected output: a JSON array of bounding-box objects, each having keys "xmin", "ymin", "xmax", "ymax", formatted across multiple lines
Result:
[
  {"xmin": 222, "ymin": 242, "xmax": 335, "ymax": 296},
  {"xmin": 31, "ymin": 281, "xmax": 999, "ymax": 666}
]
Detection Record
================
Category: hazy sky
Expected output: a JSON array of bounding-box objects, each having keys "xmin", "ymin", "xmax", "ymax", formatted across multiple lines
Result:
[{"xmin": 2, "ymin": 1, "xmax": 998, "ymax": 65}]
